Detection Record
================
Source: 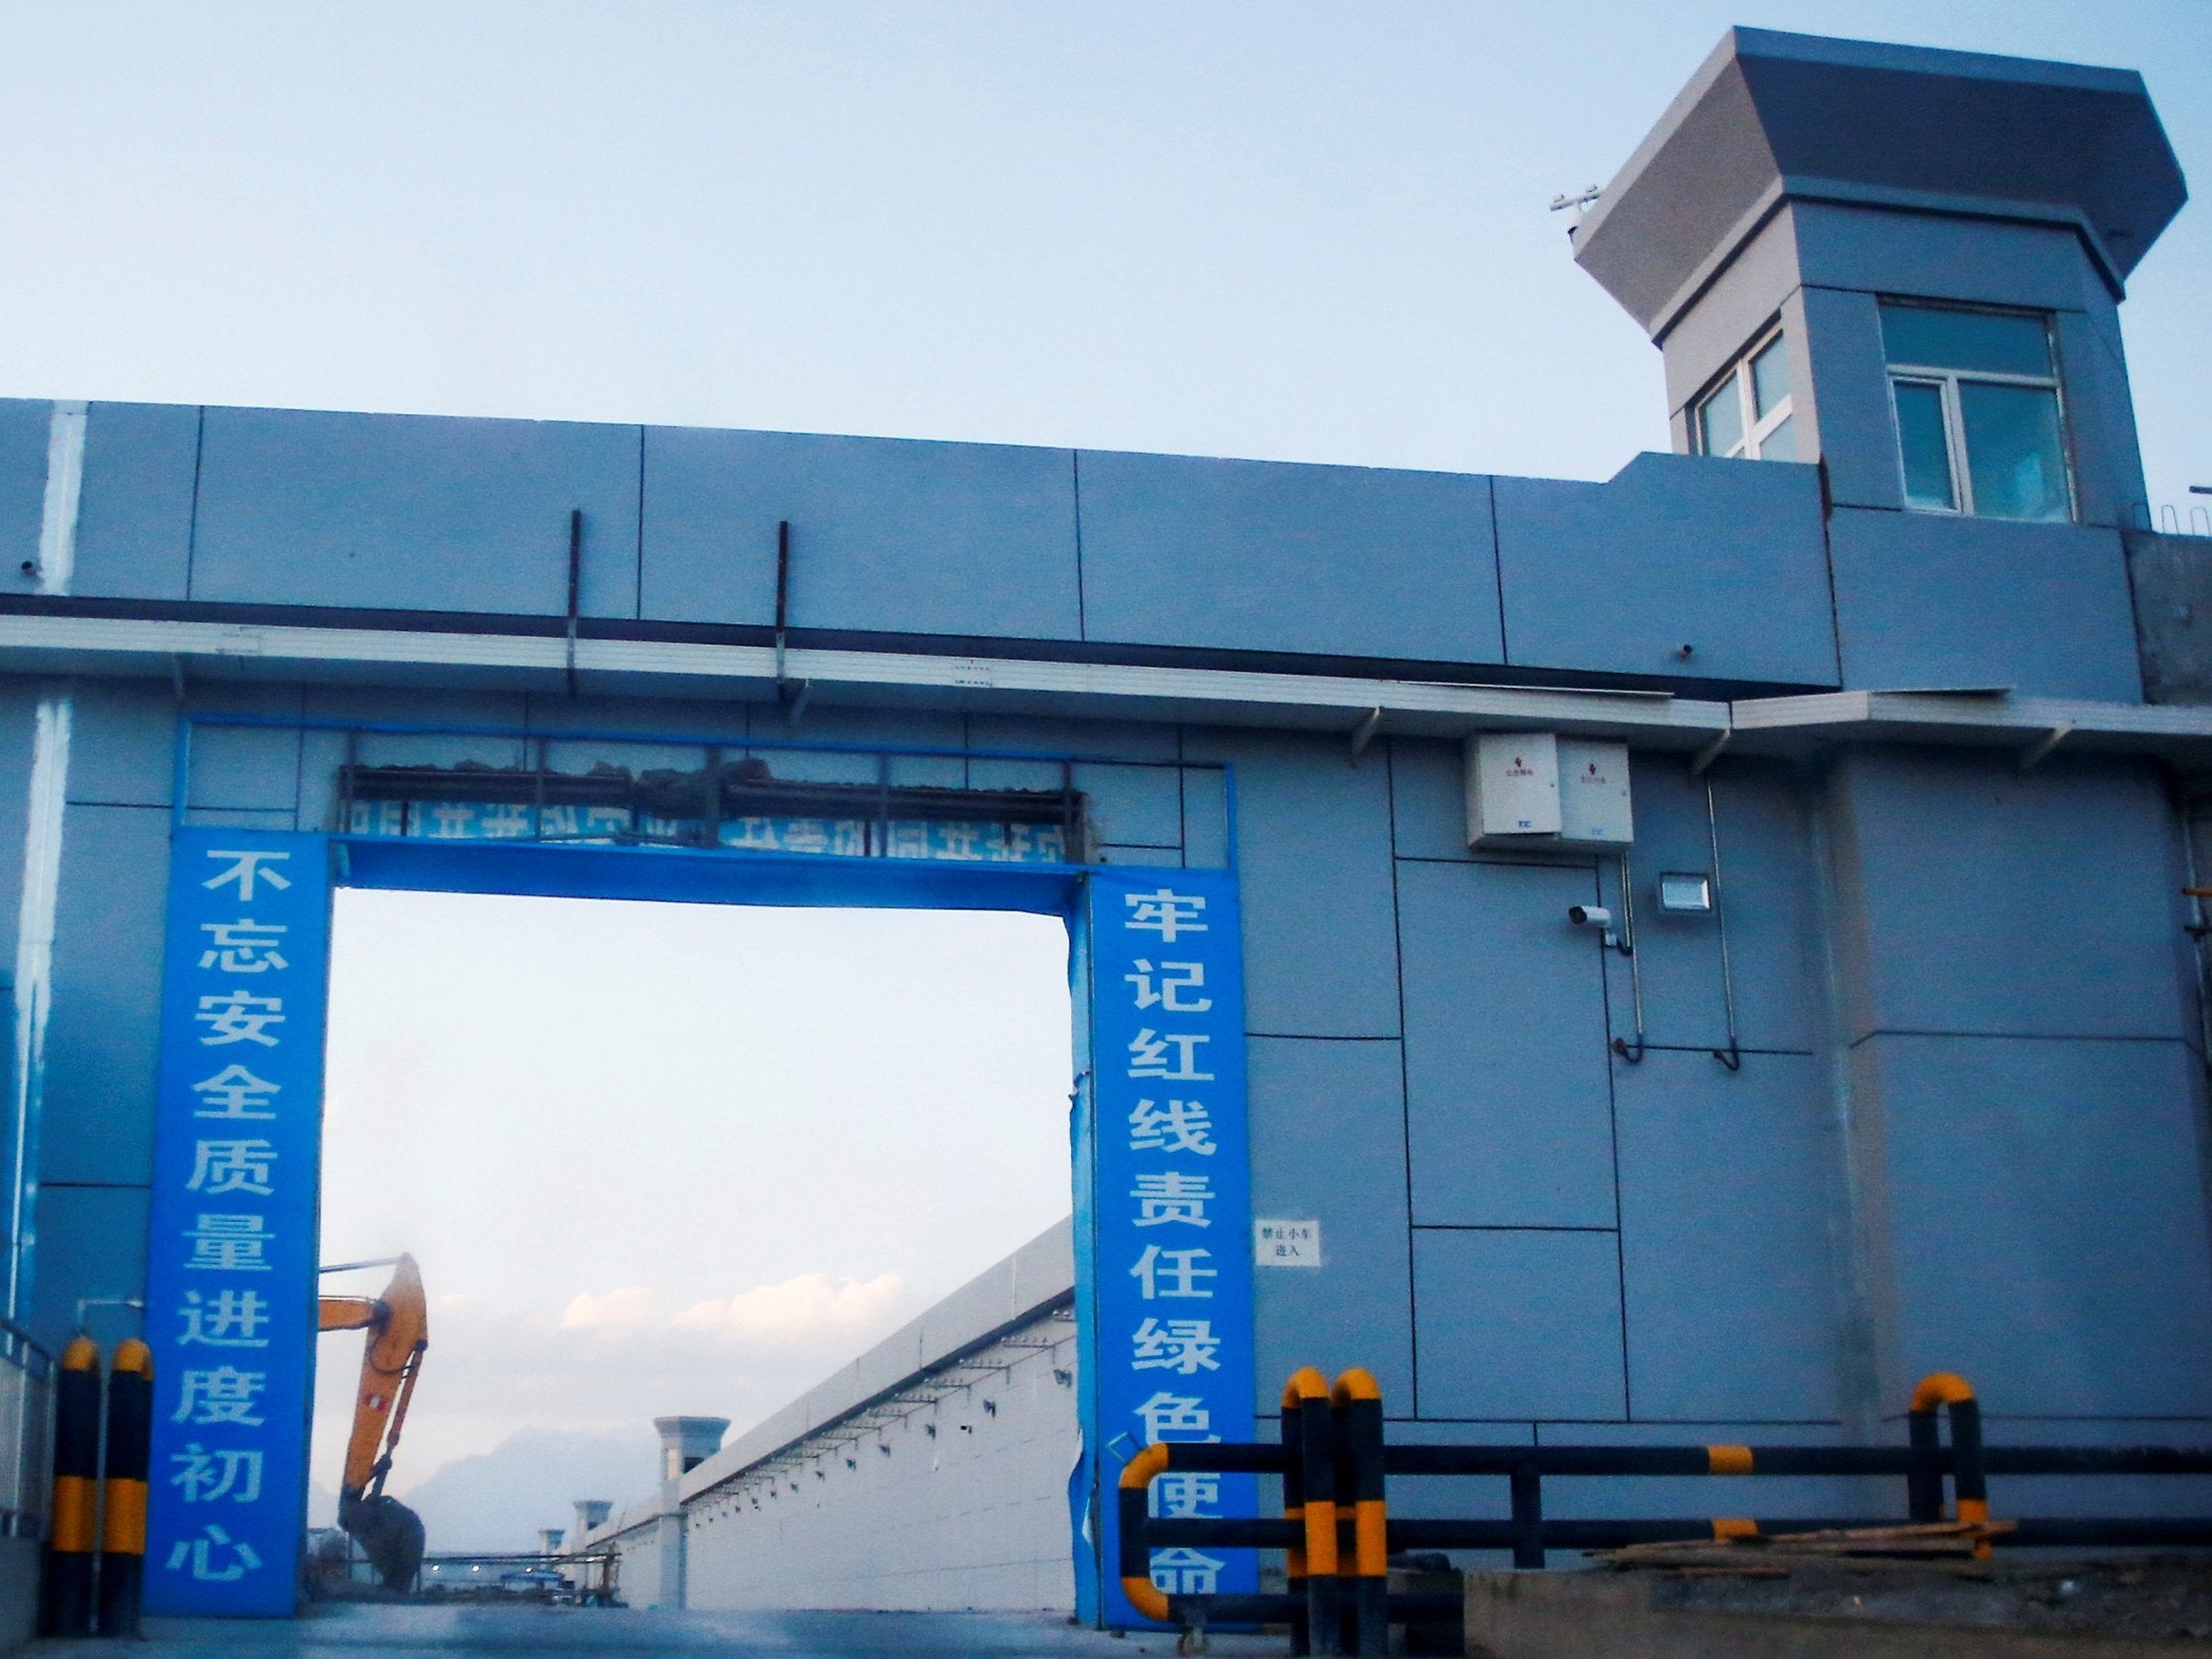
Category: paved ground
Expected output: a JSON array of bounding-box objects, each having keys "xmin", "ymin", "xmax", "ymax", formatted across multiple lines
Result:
[{"xmin": 21, "ymin": 1604, "xmax": 1282, "ymax": 1658}]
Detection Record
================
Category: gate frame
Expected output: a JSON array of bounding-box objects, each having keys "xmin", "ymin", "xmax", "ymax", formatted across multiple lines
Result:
[{"xmin": 140, "ymin": 713, "xmax": 1258, "ymax": 1623}]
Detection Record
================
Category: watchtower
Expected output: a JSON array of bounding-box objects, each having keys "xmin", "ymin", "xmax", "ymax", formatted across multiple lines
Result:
[{"xmin": 1573, "ymin": 28, "xmax": 2187, "ymax": 698}]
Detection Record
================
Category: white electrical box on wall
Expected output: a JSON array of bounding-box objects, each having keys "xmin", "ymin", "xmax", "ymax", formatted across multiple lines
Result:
[
  {"xmin": 1465, "ymin": 732, "xmax": 1561, "ymax": 845},
  {"xmin": 1464, "ymin": 732, "xmax": 1634, "ymax": 849},
  {"xmin": 1556, "ymin": 738, "xmax": 1634, "ymax": 848}
]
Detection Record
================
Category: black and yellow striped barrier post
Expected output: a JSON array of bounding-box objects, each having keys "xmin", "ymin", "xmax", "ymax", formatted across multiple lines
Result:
[
  {"xmin": 99, "ymin": 1338, "xmax": 152, "ymax": 1636},
  {"xmin": 1116, "ymin": 1443, "xmax": 1173, "ymax": 1623},
  {"xmin": 39, "ymin": 1335, "xmax": 101, "ymax": 1637},
  {"xmin": 1284, "ymin": 1365, "xmax": 1339, "ymax": 1655},
  {"xmin": 1278, "ymin": 1370, "xmax": 1311, "ymax": 1652},
  {"xmin": 1909, "ymin": 1371, "xmax": 1990, "ymax": 1555},
  {"xmin": 1113, "ymin": 1359, "xmax": 2212, "ymax": 1640},
  {"xmin": 1507, "ymin": 1454, "xmax": 1543, "ymax": 1568},
  {"xmin": 1331, "ymin": 1368, "xmax": 1388, "ymax": 1658},
  {"xmin": 1701, "ymin": 1442, "xmax": 1760, "ymax": 1552}
]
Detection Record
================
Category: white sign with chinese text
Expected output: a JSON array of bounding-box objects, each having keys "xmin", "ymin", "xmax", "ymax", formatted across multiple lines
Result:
[{"xmin": 1253, "ymin": 1218, "xmax": 1322, "ymax": 1268}]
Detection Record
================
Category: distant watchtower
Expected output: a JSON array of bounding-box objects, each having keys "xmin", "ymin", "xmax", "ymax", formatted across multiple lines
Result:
[{"xmin": 1572, "ymin": 29, "xmax": 2187, "ymax": 698}]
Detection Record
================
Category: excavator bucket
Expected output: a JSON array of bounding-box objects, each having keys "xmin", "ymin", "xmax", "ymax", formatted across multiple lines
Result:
[
  {"xmin": 323, "ymin": 1255, "xmax": 431, "ymax": 1592},
  {"xmin": 338, "ymin": 1491, "xmax": 426, "ymax": 1591}
]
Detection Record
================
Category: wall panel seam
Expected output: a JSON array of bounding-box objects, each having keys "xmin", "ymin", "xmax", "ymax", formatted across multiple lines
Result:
[
  {"xmin": 1394, "ymin": 854, "xmax": 1601, "ymax": 872},
  {"xmin": 184, "ymin": 407, "xmax": 205, "ymax": 599},
  {"xmin": 1846, "ymin": 1027, "xmax": 2195, "ymax": 1047},
  {"xmin": 1413, "ymin": 1223, "xmax": 1620, "ymax": 1235},
  {"xmin": 1387, "ymin": 736, "xmax": 1421, "ymax": 1417},
  {"xmin": 1070, "ymin": 450, "xmax": 1087, "ymax": 644},
  {"xmin": 1486, "ymin": 476, "xmax": 1508, "ymax": 663}
]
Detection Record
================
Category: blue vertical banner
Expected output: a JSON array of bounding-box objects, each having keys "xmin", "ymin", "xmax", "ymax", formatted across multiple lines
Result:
[
  {"xmin": 143, "ymin": 830, "xmax": 331, "ymax": 1616},
  {"xmin": 1086, "ymin": 867, "xmax": 1258, "ymax": 1626}
]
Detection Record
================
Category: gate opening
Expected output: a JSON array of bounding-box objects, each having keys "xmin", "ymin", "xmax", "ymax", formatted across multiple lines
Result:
[
  {"xmin": 309, "ymin": 888, "xmax": 1074, "ymax": 1586},
  {"xmin": 146, "ymin": 725, "xmax": 1250, "ymax": 1624}
]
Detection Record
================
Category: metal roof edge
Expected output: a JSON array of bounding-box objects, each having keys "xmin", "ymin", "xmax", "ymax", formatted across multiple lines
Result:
[
  {"xmin": 10, "ymin": 612, "xmax": 2208, "ymax": 763},
  {"xmin": 0, "ymin": 612, "xmax": 1737, "ymax": 746},
  {"xmin": 1728, "ymin": 690, "xmax": 2212, "ymax": 763}
]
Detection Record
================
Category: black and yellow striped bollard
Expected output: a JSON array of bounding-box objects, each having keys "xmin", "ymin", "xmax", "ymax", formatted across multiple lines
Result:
[
  {"xmin": 1331, "ymin": 1368, "xmax": 1389, "ymax": 1658},
  {"xmin": 99, "ymin": 1338, "xmax": 153, "ymax": 1636},
  {"xmin": 39, "ymin": 1335, "xmax": 101, "ymax": 1637}
]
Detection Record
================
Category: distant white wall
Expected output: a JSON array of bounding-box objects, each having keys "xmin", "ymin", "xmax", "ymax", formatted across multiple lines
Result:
[
  {"xmin": 580, "ymin": 1218, "xmax": 1077, "ymax": 1612},
  {"xmin": 596, "ymin": 1522, "xmax": 654, "ymax": 1610},
  {"xmin": 685, "ymin": 1307, "xmax": 1075, "ymax": 1610},
  {"xmin": 597, "ymin": 1503, "xmax": 672, "ymax": 1610}
]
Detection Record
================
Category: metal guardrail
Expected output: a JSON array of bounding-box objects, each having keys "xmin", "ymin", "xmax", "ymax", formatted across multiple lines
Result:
[
  {"xmin": 417, "ymin": 1550, "xmax": 622, "ymax": 1604},
  {"xmin": 0, "ymin": 1317, "xmax": 55, "ymax": 1541},
  {"xmin": 1120, "ymin": 1367, "xmax": 2212, "ymax": 1656}
]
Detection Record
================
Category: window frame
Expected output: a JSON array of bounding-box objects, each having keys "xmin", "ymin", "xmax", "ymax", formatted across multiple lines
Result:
[
  {"xmin": 1880, "ymin": 302, "xmax": 2077, "ymax": 522},
  {"xmin": 1692, "ymin": 325, "xmax": 1794, "ymax": 462}
]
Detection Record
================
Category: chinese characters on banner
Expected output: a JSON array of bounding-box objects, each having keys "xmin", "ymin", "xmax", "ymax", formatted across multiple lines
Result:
[
  {"xmin": 143, "ymin": 831, "xmax": 331, "ymax": 1615},
  {"xmin": 1088, "ymin": 869, "xmax": 1257, "ymax": 1624},
  {"xmin": 344, "ymin": 800, "xmax": 1067, "ymax": 864}
]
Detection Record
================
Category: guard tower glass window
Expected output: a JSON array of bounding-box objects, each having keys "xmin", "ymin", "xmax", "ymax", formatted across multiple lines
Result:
[
  {"xmin": 1694, "ymin": 330, "xmax": 1795, "ymax": 462},
  {"xmin": 1880, "ymin": 303, "xmax": 2072, "ymax": 522}
]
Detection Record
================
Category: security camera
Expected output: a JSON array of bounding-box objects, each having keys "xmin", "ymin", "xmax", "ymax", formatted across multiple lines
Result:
[{"xmin": 1567, "ymin": 905, "xmax": 1613, "ymax": 929}]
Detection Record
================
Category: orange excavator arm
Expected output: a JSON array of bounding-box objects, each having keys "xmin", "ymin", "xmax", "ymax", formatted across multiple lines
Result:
[{"xmin": 318, "ymin": 1254, "xmax": 428, "ymax": 1588}]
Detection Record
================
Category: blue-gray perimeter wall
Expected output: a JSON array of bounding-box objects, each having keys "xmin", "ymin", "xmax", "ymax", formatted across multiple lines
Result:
[
  {"xmin": 16, "ymin": 678, "xmax": 2212, "ymax": 1546},
  {"xmin": 1, "ymin": 397, "xmax": 2209, "ymax": 1594},
  {"xmin": 10, "ymin": 399, "xmax": 1856, "ymax": 690},
  {"xmin": 18, "ymin": 389, "xmax": 2163, "ymax": 699}
]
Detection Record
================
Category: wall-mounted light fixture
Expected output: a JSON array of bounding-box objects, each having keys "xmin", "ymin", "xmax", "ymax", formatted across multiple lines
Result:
[{"xmin": 1656, "ymin": 872, "xmax": 1713, "ymax": 915}]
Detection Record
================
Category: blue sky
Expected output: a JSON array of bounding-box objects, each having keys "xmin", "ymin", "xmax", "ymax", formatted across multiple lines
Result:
[{"xmin": 0, "ymin": 3, "xmax": 2202, "ymax": 506}]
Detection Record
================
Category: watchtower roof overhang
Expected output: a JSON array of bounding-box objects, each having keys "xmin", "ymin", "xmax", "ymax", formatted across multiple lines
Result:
[{"xmin": 1573, "ymin": 26, "xmax": 2187, "ymax": 337}]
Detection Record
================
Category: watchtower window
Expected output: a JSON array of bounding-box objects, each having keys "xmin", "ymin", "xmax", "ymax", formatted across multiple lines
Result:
[
  {"xmin": 1694, "ymin": 329, "xmax": 1796, "ymax": 462},
  {"xmin": 1880, "ymin": 303, "xmax": 2072, "ymax": 522}
]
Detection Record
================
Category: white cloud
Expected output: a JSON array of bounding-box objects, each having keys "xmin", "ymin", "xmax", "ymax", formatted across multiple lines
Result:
[
  {"xmin": 558, "ymin": 1285, "xmax": 658, "ymax": 1334},
  {"xmin": 671, "ymin": 1272, "xmax": 905, "ymax": 1342},
  {"xmin": 553, "ymin": 1271, "xmax": 909, "ymax": 1343}
]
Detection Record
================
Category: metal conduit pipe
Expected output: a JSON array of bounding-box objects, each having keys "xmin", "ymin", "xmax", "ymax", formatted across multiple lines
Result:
[
  {"xmin": 1704, "ymin": 774, "xmax": 1743, "ymax": 1070},
  {"xmin": 2180, "ymin": 792, "xmax": 2212, "ymax": 1060},
  {"xmin": 1610, "ymin": 849, "xmax": 1647, "ymax": 1064}
]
